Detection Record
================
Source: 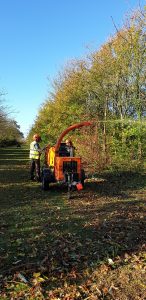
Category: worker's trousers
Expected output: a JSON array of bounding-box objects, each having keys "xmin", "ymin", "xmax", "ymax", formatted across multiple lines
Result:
[{"xmin": 30, "ymin": 159, "xmax": 41, "ymax": 181}]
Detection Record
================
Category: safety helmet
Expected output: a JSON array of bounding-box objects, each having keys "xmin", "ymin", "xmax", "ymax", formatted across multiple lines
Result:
[{"xmin": 33, "ymin": 134, "xmax": 41, "ymax": 142}]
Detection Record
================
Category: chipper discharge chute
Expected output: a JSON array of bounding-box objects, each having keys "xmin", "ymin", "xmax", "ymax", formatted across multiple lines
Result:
[{"xmin": 41, "ymin": 121, "xmax": 92, "ymax": 198}]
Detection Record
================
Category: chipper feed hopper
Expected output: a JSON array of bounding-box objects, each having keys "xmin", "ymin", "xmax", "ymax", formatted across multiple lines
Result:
[{"xmin": 41, "ymin": 121, "xmax": 92, "ymax": 198}]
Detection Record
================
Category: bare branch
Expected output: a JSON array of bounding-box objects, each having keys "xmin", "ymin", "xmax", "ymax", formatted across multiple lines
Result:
[{"xmin": 111, "ymin": 15, "xmax": 129, "ymax": 43}]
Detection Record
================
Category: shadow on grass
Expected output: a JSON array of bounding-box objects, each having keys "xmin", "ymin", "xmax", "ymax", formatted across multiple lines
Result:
[
  {"xmin": 0, "ymin": 181, "xmax": 145, "ymax": 278},
  {"xmin": 85, "ymin": 171, "xmax": 146, "ymax": 199},
  {"xmin": 0, "ymin": 147, "xmax": 146, "ymax": 293},
  {"xmin": 0, "ymin": 147, "xmax": 29, "ymax": 167}
]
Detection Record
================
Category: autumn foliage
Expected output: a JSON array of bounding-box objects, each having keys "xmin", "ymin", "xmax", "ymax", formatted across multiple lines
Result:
[{"xmin": 27, "ymin": 8, "xmax": 146, "ymax": 172}]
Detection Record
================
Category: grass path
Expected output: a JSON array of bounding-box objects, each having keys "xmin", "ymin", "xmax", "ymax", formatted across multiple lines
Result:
[{"xmin": 0, "ymin": 147, "xmax": 146, "ymax": 299}]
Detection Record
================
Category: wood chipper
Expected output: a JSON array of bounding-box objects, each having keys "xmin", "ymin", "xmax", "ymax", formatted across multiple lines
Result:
[{"xmin": 41, "ymin": 121, "xmax": 92, "ymax": 198}]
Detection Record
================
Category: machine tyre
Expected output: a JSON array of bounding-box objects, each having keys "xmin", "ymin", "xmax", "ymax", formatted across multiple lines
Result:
[{"xmin": 42, "ymin": 175, "xmax": 50, "ymax": 191}]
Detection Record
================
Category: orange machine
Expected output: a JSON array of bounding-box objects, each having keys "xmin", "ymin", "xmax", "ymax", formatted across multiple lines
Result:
[{"xmin": 41, "ymin": 121, "xmax": 92, "ymax": 197}]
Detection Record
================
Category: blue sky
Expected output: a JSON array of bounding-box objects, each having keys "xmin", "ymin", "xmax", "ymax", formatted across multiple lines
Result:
[{"xmin": 0, "ymin": 0, "xmax": 145, "ymax": 137}]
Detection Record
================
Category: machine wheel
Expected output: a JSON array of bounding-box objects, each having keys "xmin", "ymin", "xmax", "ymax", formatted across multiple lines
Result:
[
  {"xmin": 42, "ymin": 175, "xmax": 50, "ymax": 191},
  {"xmin": 81, "ymin": 169, "xmax": 85, "ymax": 186},
  {"xmin": 41, "ymin": 167, "xmax": 53, "ymax": 191}
]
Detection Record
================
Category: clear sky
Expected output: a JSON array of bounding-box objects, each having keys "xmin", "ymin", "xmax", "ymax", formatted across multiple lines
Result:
[{"xmin": 0, "ymin": 0, "xmax": 145, "ymax": 137}]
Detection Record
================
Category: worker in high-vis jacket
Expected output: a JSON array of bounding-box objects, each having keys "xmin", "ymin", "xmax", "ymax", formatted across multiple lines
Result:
[{"xmin": 29, "ymin": 134, "xmax": 43, "ymax": 181}]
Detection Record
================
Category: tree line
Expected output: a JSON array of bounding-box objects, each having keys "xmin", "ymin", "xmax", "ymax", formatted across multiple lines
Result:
[
  {"xmin": 0, "ymin": 94, "xmax": 23, "ymax": 147},
  {"xmin": 27, "ymin": 7, "xmax": 146, "ymax": 172}
]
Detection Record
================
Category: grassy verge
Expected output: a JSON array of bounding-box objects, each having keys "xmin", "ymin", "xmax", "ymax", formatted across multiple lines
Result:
[{"xmin": 0, "ymin": 147, "xmax": 146, "ymax": 299}]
